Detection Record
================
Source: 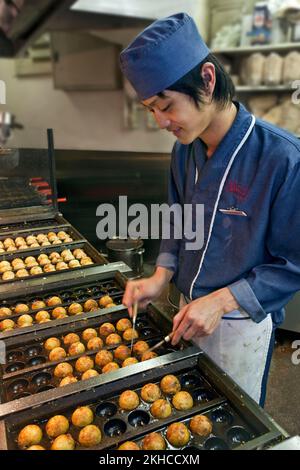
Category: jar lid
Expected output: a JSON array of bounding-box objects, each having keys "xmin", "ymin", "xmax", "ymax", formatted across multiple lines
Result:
[{"xmin": 106, "ymin": 238, "xmax": 143, "ymax": 252}]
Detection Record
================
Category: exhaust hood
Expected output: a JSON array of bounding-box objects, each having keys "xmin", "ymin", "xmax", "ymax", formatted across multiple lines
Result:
[{"xmin": 1, "ymin": 0, "xmax": 201, "ymax": 57}]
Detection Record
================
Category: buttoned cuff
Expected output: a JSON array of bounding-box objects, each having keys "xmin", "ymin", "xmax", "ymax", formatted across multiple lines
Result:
[
  {"xmin": 156, "ymin": 252, "xmax": 178, "ymax": 273},
  {"xmin": 228, "ymin": 278, "xmax": 267, "ymax": 323}
]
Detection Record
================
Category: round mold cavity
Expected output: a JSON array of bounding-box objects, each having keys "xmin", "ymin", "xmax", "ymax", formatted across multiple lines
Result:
[
  {"xmin": 5, "ymin": 362, "xmax": 25, "ymax": 373},
  {"xmin": 192, "ymin": 388, "xmax": 214, "ymax": 402},
  {"xmin": 8, "ymin": 378, "xmax": 29, "ymax": 395},
  {"xmin": 28, "ymin": 356, "xmax": 46, "ymax": 367},
  {"xmin": 139, "ymin": 327, "xmax": 157, "ymax": 338},
  {"xmin": 61, "ymin": 292, "xmax": 72, "ymax": 300},
  {"xmin": 7, "ymin": 350, "xmax": 23, "ymax": 362},
  {"xmin": 227, "ymin": 426, "xmax": 251, "ymax": 446},
  {"xmin": 31, "ymin": 372, "xmax": 52, "ymax": 387},
  {"xmin": 95, "ymin": 402, "xmax": 118, "ymax": 418},
  {"xmin": 90, "ymin": 286, "xmax": 103, "ymax": 295},
  {"xmin": 14, "ymin": 392, "xmax": 31, "ymax": 400},
  {"xmin": 75, "ymin": 289, "xmax": 85, "ymax": 296},
  {"xmin": 135, "ymin": 319, "xmax": 147, "ymax": 329},
  {"xmin": 128, "ymin": 410, "xmax": 150, "ymax": 428},
  {"xmin": 211, "ymin": 408, "xmax": 233, "ymax": 425},
  {"xmin": 180, "ymin": 373, "xmax": 203, "ymax": 389},
  {"xmin": 104, "ymin": 419, "xmax": 127, "ymax": 438},
  {"xmin": 38, "ymin": 385, "xmax": 55, "ymax": 392},
  {"xmin": 76, "ymin": 295, "xmax": 88, "ymax": 302},
  {"xmin": 25, "ymin": 345, "xmax": 42, "ymax": 358},
  {"xmin": 204, "ymin": 437, "xmax": 229, "ymax": 450}
]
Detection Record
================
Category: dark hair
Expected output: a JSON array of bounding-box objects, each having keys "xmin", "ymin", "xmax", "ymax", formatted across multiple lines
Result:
[{"xmin": 159, "ymin": 53, "xmax": 235, "ymax": 109}]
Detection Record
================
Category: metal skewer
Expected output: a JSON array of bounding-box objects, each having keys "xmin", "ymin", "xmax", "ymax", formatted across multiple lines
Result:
[
  {"xmin": 147, "ymin": 331, "xmax": 174, "ymax": 353},
  {"xmin": 130, "ymin": 300, "xmax": 138, "ymax": 355}
]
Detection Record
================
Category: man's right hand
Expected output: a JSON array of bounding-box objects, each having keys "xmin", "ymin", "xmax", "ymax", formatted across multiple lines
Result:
[{"xmin": 122, "ymin": 267, "xmax": 173, "ymax": 316}]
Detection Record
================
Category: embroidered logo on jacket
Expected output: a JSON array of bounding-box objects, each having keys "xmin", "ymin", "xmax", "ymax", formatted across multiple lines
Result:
[{"xmin": 226, "ymin": 180, "xmax": 249, "ymax": 200}]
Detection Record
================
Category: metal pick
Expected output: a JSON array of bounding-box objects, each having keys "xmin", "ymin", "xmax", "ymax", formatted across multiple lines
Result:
[
  {"xmin": 130, "ymin": 300, "xmax": 138, "ymax": 355},
  {"xmin": 147, "ymin": 331, "xmax": 174, "ymax": 353}
]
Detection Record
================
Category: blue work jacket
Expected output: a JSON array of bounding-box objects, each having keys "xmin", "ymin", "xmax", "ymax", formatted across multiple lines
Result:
[{"xmin": 157, "ymin": 102, "xmax": 300, "ymax": 325}]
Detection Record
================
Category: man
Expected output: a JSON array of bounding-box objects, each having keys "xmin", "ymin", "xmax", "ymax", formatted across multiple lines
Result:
[{"xmin": 120, "ymin": 12, "xmax": 300, "ymax": 405}]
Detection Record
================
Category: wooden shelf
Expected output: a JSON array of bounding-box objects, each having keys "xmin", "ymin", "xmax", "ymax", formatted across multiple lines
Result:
[
  {"xmin": 212, "ymin": 42, "xmax": 300, "ymax": 55},
  {"xmin": 235, "ymin": 85, "xmax": 294, "ymax": 92}
]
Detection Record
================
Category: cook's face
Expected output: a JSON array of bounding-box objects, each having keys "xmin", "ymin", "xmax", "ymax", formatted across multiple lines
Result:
[{"xmin": 142, "ymin": 90, "xmax": 214, "ymax": 144}]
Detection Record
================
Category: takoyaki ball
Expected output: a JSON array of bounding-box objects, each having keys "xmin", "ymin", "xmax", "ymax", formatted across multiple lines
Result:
[
  {"xmin": 123, "ymin": 328, "xmax": 139, "ymax": 342},
  {"xmin": 37, "ymin": 234, "xmax": 47, "ymax": 243},
  {"xmin": 17, "ymin": 424, "xmax": 43, "ymax": 449},
  {"xmin": 16, "ymin": 269, "xmax": 29, "ymax": 278},
  {"xmin": 80, "ymin": 257, "xmax": 93, "ymax": 266},
  {"xmin": 30, "ymin": 266, "xmax": 43, "ymax": 276},
  {"xmin": 37, "ymin": 253, "xmax": 48, "ymax": 262},
  {"xmin": 46, "ymin": 415, "xmax": 69, "ymax": 439},
  {"xmin": 62, "ymin": 252, "xmax": 74, "ymax": 263},
  {"xmin": 57, "ymin": 231, "xmax": 68, "ymax": 240},
  {"xmin": 69, "ymin": 259, "xmax": 81, "ymax": 268},
  {"xmin": 68, "ymin": 303, "xmax": 83, "ymax": 315},
  {"xmin": 24, "ymin": 256, "xmax": 35, "ymax": 265},
  {"xmin": 83, "ymin": 299, "xmax": 98, "ymax": 312},
  {"xmin": 26, "ymin": 260, "xmax": 39, "ymax": 269},
  {"xmin": 141, "ymin": 383, "xmax": 161, "ymax": 403},
  {"xmin": 71, "ymin": 406, "xmax": 94, "ymax": 427},
  {"xmin": 56, "ymin": 262, "xmax": 69, "ymax": 271},
  {"xmin": 52, "ymin": 239, "xmax": 62, "ymax": 245},
  {"xmin": 35, "ymin": 311, "xmax": 50, "ymax": 323},
  {"xmin": 150, "ymin": 399, "xmax": 172, "ymax": 419},
  {"xmin": 51, "ymin": 307, "xmax": 67, "ymax": 319},
  {"xmin": 54, "ymin": 362, "xmax": 73, "ymax": 378},
  {"xmin": 98, "ymin": 295, "xmax": 113, "ymax": 308},
  {"xmin": 78, "ymin": 425, "xmax": 101, "ymax": 448},
  {"xmin": 38, "ymin": 257, "xmax": 51, "ymax": 267},
  {"xmin": 81, "ymin": 369, "xmax": 99, "ymax": 380},
  {"xmin": 189, "ymin": 415, "xmax": 213, "ymax": 437},
  {"xmin": 122, "ymin": 357, "xmax": 139, "ymax": 367},
  {"xmin": 63, "ymin": 333, "xmax": 80, "ymax": 346},
  {"xmin": 0, "ymin": 319, "xmax": 15, "ymax": 331},
  {"xmin": 172, "ymin": 391, "xmax": 193, "ymax": 411},
  {"xmin": 142, "ymin": 432, "xmax": 166, "ymax": 451},
  {"xmin": 12, "ymin": 257, "xmax": 23, "ymax": 267},
  {"xmin": 17, "ymin": 314, "xmax": 33, "ymax": 328},
  {"xmin": 0, "ymin": 264, "xmax": 12, "ymax": 274},
  {"xmin": 105, "ymin": 303, "xmax": 117, "ymax": 308},
  {"xmin": 13, "ymin": 262, "xmax": 26, "ymax": 271},
  {"xmin": 31, "ymin": 300, "xmax": 46, "ymax": 310},
  {"xmin": 73, "ymin": 249, "xmax": 85, "ymax": 260},
  {"xmin": 0, "ymin": 248, "xmax": 5, "ymax": 254},
  {"xmin": 51, "ymin": 256, "xmax": 63, "ymax": 265},
  {"xmin": 68, "ymin": 341, "xmax": 85, "ymax": 356},
  {"xmin": 87, "ymin": 337, "xmax": 103, "ymax": 351},
  {"xmin": 166, "ymin": 422, "xmax": 190, "ymax": 448},
  {"xmin": 15, "ymin": 237, "xmax": 25, "ymax": 247},
  {"xmin": 39, "ymin": 319, "xmax": 51, "ymax": 324},
  {"xmin": 116, "ymin": 318, "xmax": 132, "ymax": 332},
  {"xmin": 2, "ymin": 271, "xmax": 15, "ymax": 281},
  {"xmin": 105, "ymin": 333, "xmax": 122, "ymax": 346},
  {"xmin": 102, "ymin": 362, "xmax": 120, "ymax": 374},
  {"xmin": 160, "ymin": 375, "xmax": 181, "ymax": 395},
  {"xmin": 59, "ymin": 376, "xmax": 78, "ymax": 387},
  {"xmin": 48, "ymin": 234, "xmax": 58, "ymax": 243},
  {"xmin": 26, "ymin": 235, "xmax": 37, "ymax": 245},
  {"xmin": 3, "ymin": 238, "xmax": 15, "ymax": 248},
  {"xmin": 64, "ymin": 237, "xmax": 73, "ymax": 243},
  {"xmin": 0, "ymin": 241, "xmax": 3, "ymax": 248},
  {"xmin": 47, "ymin": 296, "xmax": 62, "ymax": 307},
  {"xmin": 44, "ymin": 337, "xmax": 61, "ymax": 351},
  {"xmin": 118, "ymin": 441, "xmax": 140, "ymax": 450},
  {"xmin": 133, "ymin": 340, "xmax": 149, "ymax": 357},
  {"xmin": 49, "ymin": 347, "xmax": 67, "ymax": 362},
  {"xmin": 47, "ymin": 231, "xmax": 56, "ymax": 238},
  {"xmin": 0, "ymin": 307, "xmax": 12, "ymax": 317},
  {"xmin": 141, "ymin": 351, "xmax": 158, "ymax": 361},
  {"xmin": 27, "ymin": 445, "xmax": 45, "ymax": 450},
  {"xmin": 118, "ymin": 390, "xmax": 140, "ymax": 411},
  {"xmin": 95, "ymin": 350, "xmax": 113, "ymax": 368},
  {"xmin": 14, "ymin": 303, "xmax": 30, "ymax": 315},
  {"xmin": 113, "ymin": 345, "xmax": 131, "ymax": 361},
  {"xmin": 43, "ymin": 264, "xmax": 56, "ymax": 273},
  {"xmin": 19, "ymin": 244, "xmax": 29, "ymax": 250},
  {"xmin": 0, "ymin": 260, "xmax": 10, "ymax": 269},
  {"xmin": 75, "ymin": 356, "xmax": 94, "ymax": 373},
  {"xmin": 82, "ymin": 328, "xmax": 98, "ymax": 342},
  {"xmin": 30, "ymin": 242, "xmax": 40, "ymax": 248},
  {"xmin": 41, "ymin": 241, "xmax": 51, "ymax": 247},
  {"xmin": 49, "ymin": 251, "xmax": 60, "ymax": 260},
  {"xmin": 51, "ymin": 434, "xmax": 75, "ymax": 451},
  {"xmin": 99, "ymin": 322, "xmax": 115, "ymax": 337},
  {"xmin": 6, "ymin": 245, "xmax": 17, "ymax": 252}
]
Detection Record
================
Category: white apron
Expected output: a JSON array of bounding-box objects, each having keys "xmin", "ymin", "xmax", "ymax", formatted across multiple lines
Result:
[{"xmin": 180, "ymin": 295, "xmax": 273, "ymax": 404}]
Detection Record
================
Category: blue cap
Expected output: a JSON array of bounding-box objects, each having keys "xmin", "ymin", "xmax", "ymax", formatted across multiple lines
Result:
[{"xmin": 119, "ymin": 12, "xmax": 210, "ymax": 101}]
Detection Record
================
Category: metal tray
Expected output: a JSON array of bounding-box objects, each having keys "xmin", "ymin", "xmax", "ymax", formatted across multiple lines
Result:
[
  {"xmin": 0, "ymin": 215, "xmax": 68, "ymax": 234},
  {"xmin": 0, "ymin": 351, "xmax": 284, "ymax": 450}
]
